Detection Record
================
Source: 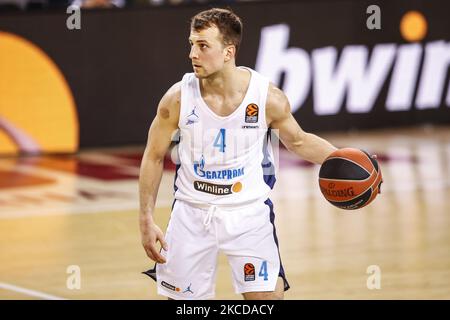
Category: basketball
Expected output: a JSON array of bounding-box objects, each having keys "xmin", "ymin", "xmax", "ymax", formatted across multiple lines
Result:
[{"xmin": 319, "ymin": 148, "xmax": 382, "ymax": 210}]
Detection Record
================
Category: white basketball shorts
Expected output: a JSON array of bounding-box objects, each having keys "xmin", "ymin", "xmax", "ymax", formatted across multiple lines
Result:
[{"xmin": 151, "ymin": 199, "xmax": 289, "ymax": 300}]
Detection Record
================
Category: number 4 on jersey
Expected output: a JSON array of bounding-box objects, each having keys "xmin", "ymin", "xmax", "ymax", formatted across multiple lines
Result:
[{"xmin": 214, "ymin": 128, "xmax": 226, "ymax": 153}]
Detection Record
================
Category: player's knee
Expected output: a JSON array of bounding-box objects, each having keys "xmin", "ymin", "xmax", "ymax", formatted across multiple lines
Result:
[
  {"xmin": 243, "ymin": 277, "xmax": 285, "ymax": 300},
  {"xmin": 268, "ymin": 290, "xmax": 284, "ymax": 300},
  {"xmin": 243, "ymin": 290, "xmax": 284, "ymax": 300}
]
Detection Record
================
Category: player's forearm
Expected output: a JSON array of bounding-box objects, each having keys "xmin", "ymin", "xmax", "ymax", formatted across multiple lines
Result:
[
  {"xmin": 139, "ymin": 153, "xmax": 164, "ymax": 222},
  {"xmin": 289, "ymin": 132, "xmax": 337, "ymax": 165}
]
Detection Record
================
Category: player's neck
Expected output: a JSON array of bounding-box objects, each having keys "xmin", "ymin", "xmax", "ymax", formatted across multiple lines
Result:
[{"xmin": 200, "ymin": 64, "xmax": 244, "ymax": 97}]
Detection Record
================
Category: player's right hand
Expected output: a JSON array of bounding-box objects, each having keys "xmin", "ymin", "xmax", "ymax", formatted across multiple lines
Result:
[{"xmin": 141, "ymin": 223, "xmax": 168, "ymax": 264}]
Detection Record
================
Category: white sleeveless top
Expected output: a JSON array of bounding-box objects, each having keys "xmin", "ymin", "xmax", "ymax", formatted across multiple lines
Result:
[{"xmin": 174, "ymin": 67, "xmax": 276, "ymax": 206}]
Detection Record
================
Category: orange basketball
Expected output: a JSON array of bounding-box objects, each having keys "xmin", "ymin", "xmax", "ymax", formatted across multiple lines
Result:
[{"xmin": 319, "ymin": 148, "xmax": 382, "ymax": 210}]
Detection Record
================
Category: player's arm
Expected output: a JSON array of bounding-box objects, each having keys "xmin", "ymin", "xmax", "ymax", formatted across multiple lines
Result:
[
  {"xmin": 266, "ymin": 83, "xmax": 337, "ymax": 164},
  {"xmin": 139, "ymin": 82, "xmax": 180, "ymax": 264}
]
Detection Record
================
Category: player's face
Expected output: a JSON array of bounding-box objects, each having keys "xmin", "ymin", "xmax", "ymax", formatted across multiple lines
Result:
[{"xmin": 189, "ymin": 26, "xmax": 230, "ymax": 78}]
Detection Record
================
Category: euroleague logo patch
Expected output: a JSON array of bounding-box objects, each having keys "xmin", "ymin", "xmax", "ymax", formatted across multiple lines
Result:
[
  {"xmin": 244, "ymin": 263, "xmax": 255, "ymax": 281},
  {"xmin": 245, "ymin": 104, "xmax": 259, "ymax": 123}
]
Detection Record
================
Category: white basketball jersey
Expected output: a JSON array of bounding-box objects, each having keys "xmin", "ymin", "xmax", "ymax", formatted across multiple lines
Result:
[{"xmin": 174, "ymin": 67, "xmax": 276, "ymax": 206}]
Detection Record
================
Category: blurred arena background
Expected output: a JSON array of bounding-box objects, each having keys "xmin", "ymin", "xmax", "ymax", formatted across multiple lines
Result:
[{"xmin": 0, "ymin": 0, "xmax": 449, "ymax": 300}]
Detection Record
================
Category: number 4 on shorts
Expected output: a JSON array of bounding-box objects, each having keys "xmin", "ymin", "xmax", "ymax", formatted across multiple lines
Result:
[{"xmin": 259, "ymin": 261, "xmax": 268, "ymax": 281}]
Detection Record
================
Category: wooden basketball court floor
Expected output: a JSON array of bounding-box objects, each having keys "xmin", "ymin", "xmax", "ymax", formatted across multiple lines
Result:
[{"xmin": 0, "ymin": 126, "xmax": 449, "ymax": 300}]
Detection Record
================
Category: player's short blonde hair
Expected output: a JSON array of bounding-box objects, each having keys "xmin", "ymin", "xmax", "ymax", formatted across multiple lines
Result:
[{"xmin": 190, "ymin": 8, "xmax": 243, "ymax": 55}]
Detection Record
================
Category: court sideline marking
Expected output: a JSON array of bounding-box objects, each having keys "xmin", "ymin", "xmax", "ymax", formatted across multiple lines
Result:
[{"xmin": 0, "ymin": 281, "xmax": 66, "ymax": 300}]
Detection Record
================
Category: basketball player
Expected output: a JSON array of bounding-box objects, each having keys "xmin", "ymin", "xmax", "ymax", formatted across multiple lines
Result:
[{"xmin": 139, "ymin": 8, "xmax": 337, "ymax": 300}]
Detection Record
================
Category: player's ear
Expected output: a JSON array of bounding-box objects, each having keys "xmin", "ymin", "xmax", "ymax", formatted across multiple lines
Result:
[{"xmin": 224, "ymin": 45, "xmax": 235, "ymax": 62}]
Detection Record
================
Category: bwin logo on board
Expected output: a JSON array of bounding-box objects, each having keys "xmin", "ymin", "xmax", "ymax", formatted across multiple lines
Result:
[{"xmin": 255, "ymin": 24, "xmax": 450, "ymax": 115}]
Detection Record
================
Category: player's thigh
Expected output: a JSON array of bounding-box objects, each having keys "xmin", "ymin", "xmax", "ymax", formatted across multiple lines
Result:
[
  {"xmin": 156, "ymin": 201, "xmax": 218, "ymax": 299},
  {"xmin": 223, "ymin": 201, "xmax": 282, "ymax": 294}
]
